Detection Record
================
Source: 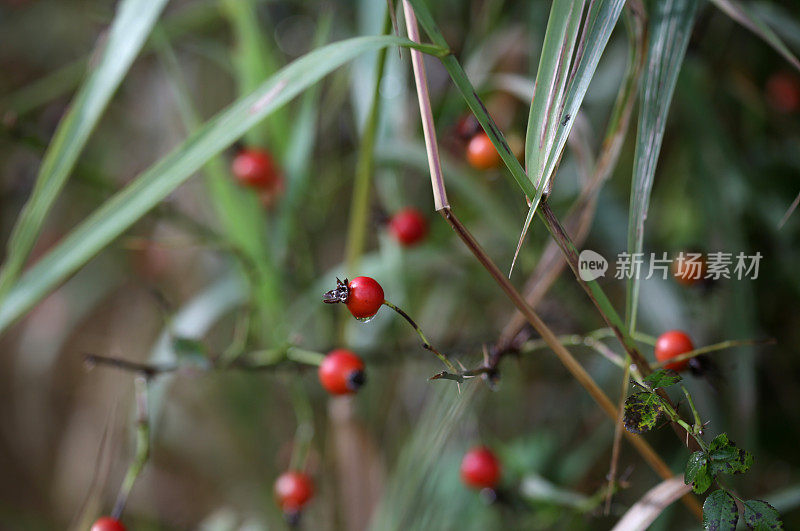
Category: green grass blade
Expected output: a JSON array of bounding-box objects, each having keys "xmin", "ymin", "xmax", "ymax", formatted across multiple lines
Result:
[
  {"xmin": 709, "ymin": 0, "xmax": 800, "ymax": 72},
  {"xmin": 0, "ymin": 35, "xmax": 446, "ymax": 334},
  {"xmin": 274, "ymin": 15, "xmax": 332, "ymax": 265},
  {"xmin": 540, "ymin": 0, "xmax": 627, "ymax": 196},
  {"xmin": 155, "ymin": 29, "xmax": 285, "ymax": 345},
  {"xmin": 626, "ymin": 0, "xmax": 700, "ymax": 332},
  {"xmin": 0, "ymin": 0, "xmax": 169, "ymax": 300},
  {"xmin": 221, "ymin": 0, "xmax": 290, "ymax": 152},
  {"xmin": 524, "ymin": 0, "xmax": 585, "ymax": 193},
  {"xmin": 514, "ymin": 0, "xmax": 626, "ymax": 276},
  {"xmin": 0, "ymin": 0, "xmax": 220, "ymax": 118}
]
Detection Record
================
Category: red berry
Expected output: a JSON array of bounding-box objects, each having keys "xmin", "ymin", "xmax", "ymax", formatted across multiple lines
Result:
[
  {"xmin": 275, "ymin": 471, "xmax": 314, "ymax": 511},
  {"xmin": 319, "ymin": 349, "xmax": 366, "ymax": 395},
  {"xmin": 766, "ymin": 72, "xmax": 800, "ymax": 113},
  {"xmin": 389, "ymin": 208, "xmax": 428, "ymax": 246},
  {"xmin": 232, "ymin": 148, "xmax": 282, "ymax": 190},
  {"xmin": 345, "ymin": 276, "xmax": 384, "ymax": 319},
  {"xmin": 672, "ymin": 253, "xmax": 706, "ymax": 286},
  {"xmin": 91, "ymin": 517, "xmax": 126, "ymax": 531},
  {"xmin": 460, "ymin": 446, "xmax": 501, "ymax": 489},
  {"xmin": 655, "ymin": 330, "xmax": 695, "ymax": 372},
  {"xmin": 466, "ymin": 133, "xmax": 501, "ymax": 170}
]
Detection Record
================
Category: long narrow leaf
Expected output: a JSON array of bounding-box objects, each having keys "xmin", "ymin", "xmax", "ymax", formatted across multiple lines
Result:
[
  {"xmin": 0, "ymin": 36, "xmax": 446, "ymax": 334},
  {"xmin": 626, "ymin": 0, "xmax": 700, "ymax": 332},
  {"xmin": 524, "ymin": 0, "xmax": 585, "ymax": 191},
  {"xmin": 513, "ymin": 0, "xmax": 626, "ymax": 275},
  {"xmin": 221, "ymin": 0, "xmax": 290, "ymax": 152},
  {"xmin": 0, "ymin": 0, "xmax": 169, "ymax": 299},
  {"xmin": 710, "ymin": 0, "xmax": 800, "ymax": 72}
]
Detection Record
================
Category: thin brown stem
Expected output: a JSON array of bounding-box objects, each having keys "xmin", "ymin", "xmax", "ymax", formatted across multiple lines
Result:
[
  {"xmin": 537, "ymin": 199, "xmax": 698, "ymax": 452},
  {"xmin": 401, "ymin": 2, "xmax": 701, "ymax": 519},
  {"xmin": 606, "ymin": 363, "xmax": 631, "ymax": 515},
  {"xmin": 440, "ymin": 207, "xmax": 701, "ymax": 519}
]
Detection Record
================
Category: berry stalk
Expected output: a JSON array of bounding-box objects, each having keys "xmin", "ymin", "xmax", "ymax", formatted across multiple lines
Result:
[{"xmin": 382, "ymin": 300, "xmax": 457, "ymax": 373}]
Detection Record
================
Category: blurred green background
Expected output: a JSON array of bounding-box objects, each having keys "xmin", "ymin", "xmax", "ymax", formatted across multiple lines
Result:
[{"xmin": 1, "ymin": 0, "xmax": 799, "ymax": 529}]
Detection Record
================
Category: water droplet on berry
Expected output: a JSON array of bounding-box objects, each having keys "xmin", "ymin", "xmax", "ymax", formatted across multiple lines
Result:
[{"xmin": 355, "ymin": 315, "xmax": 376, "ymax": 324}]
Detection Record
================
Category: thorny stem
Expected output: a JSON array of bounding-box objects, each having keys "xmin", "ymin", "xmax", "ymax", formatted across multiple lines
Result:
[
  {"xmin": 538, "ymin": 200, "xmax": 697, "ymax": 452},
  {"xmin": 401, "ymin": 2, "xmax": 701, "ymax": 518},
  {"xmin": 112, "ymin": 376, "xmax": 150, "ymax": 519},
  {"xmin": 382, "ymin": 300, "xmax": 457, "ymax": 373},
  {"xmin": 683, "ymin": 386, "xmax": 704, "ymax": 436}
]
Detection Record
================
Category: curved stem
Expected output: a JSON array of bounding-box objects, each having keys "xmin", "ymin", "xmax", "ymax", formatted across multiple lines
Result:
[{"xmin": 382, "ymin": 300, "xmax": 457, "ymax": 372}]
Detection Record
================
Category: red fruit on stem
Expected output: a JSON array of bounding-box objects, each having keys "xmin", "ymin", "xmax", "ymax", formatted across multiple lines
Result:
[
  {"xmin": 766, "ymin": 72, "xmax": 800, "ymax": 113},
  {"xmin": 346, "ymin": 277, "xmax": 384, "ymax": 319},
  {"xmin": 389, "ymin": 208, "xmax": 428, "ymax": 246},
  {"xmin": 275, "ymin": 471, "xmax": 314, "ymax": 511},
  {"xmin": 322, "ymin": 276, "xmax": 385, "ymax": 319},
  {"xmin": 655, "ymin": 330, "xmax": 695, "ymax": 372},
  {"xmin": 232, "ymin": 148, "xmax": 282, "ymax": 190},
  {"xmin": 460, "ymin": 446, "xmax": 501, "ymax": 490},
  {"xmin": 91, "ymin": 517, "xmax": 126, "ymax": 531},
  {"xmin": 466, "ymin": 132, "xmax": 501, "ymax": 170},
  {"xmin": 319, "ymin": 349, "xmax": 366, "ymax": 395}
]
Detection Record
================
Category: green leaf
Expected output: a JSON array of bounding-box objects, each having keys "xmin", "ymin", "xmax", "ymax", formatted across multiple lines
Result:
[
  {"xmin": 709, "ymin": 433, "xmax": 754, "ymax": 476},
  {"xmin": 525, "ymin": 0, "xmax": 585, "ymax": 192},
  {"xmin": 644, "ymin": 368, "xmax": 682, "ymax": 389},
  {"xmin": 221, "ymin": 0, "xmax": 289, "ymax": 152},
  {"xmin": 703, "ymin": 489, "xmax": 739, "ymax": 531},
  {"xmin": 626, "ymin": 0, "xmax": 700, "ymax": 332},
  {"xmin": 692, "ymin": 464, "xmax": 714, "ymax": 495},
  {"xmin": 0, "ymin": 0, "xmax": 169, "ymax": 300},
  {"xmin": 742, "ymin": 499, "xmax": 784, "ymax": 530},
  {"xmin": 0, "ymin": 35, "xmax": 445, "ymax": 335},
  {"xmin": 685, "ymin": 451, "xmax": 708, "ymax": 485},
  {"xmin": 708, "ymin": 0, "xmax": 800, "ymax": 73},
  {"xmin": 514, "ymin": 0, "xmax": 626, "ymax": 274},
  {"xmin": 623, "ymin": 391, "xmax": 663, "ymax": 434}
]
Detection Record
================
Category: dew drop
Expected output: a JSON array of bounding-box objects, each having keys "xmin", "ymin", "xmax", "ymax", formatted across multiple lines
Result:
[{"xmin": 355, "ymin": 315, "xmax": 376, "ymax": 324}]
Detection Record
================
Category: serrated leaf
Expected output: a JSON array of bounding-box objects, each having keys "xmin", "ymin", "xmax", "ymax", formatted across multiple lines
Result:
[
  {"xmin": 708, "ymin": 433, "xmax": 754, "ymax": 475},
  {"xmin": 685, "ymin": 451, "xmax": 707, "ymax": 485},
  {"xmin": 742, "ymin": 499, "xmax": 784, "ymax": 530},
  {"xmin": 692, "ymin": 464, "xmax": 713, "ymax": 494},
  {"xmin": 626, "ymin": 0, "xmax": 700, "ymax": 331},
  {"xmin": 644, "ymin": 368, "xmax": 682, "ymax": 389},
  {"xmin": 623, "ymin": 392, "xmax": 663, "ymax": 434},
  {"xmin": 703, "ymin": 489, "xmax": 739, "ymax": 531}
]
